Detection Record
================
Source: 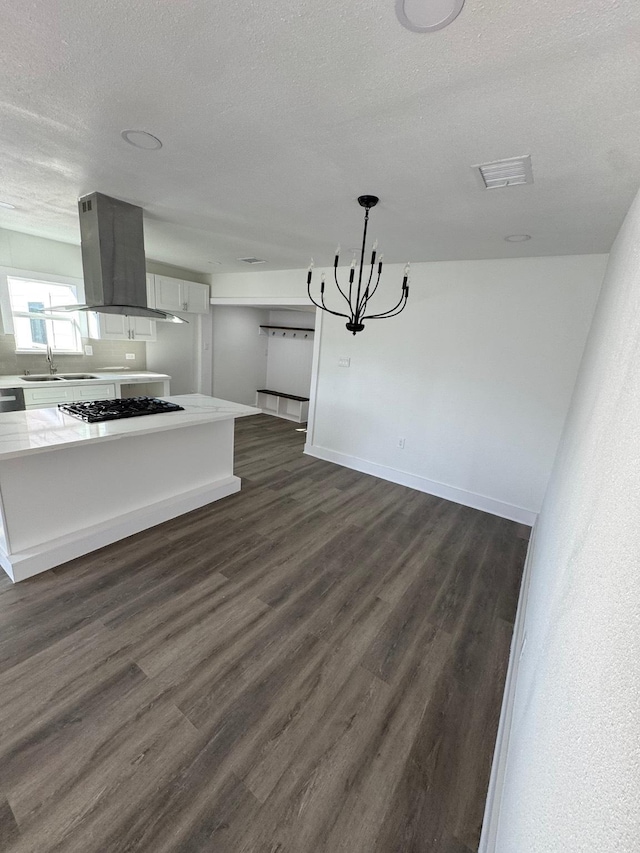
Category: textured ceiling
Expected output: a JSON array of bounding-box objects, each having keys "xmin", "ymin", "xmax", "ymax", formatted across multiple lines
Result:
[{"xmin": 0, "ymin": 0, "xmax": 639, "ymax": 272}]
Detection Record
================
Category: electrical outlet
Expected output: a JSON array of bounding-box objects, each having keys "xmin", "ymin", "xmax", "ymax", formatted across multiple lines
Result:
[
  {"xmin": 397, "ymin": 437, "xmax": 405, "ymax": 449},
  {"xmin": 84, "ymin": 344, "xmax": 93, "ymax": 356},
  {"xmin": 338, "ymin": 357, "xmax": 350, "ymax": 368},
  {"xmin": 125, "ymin": 352, "xmax": 135, "ymax": 360}
]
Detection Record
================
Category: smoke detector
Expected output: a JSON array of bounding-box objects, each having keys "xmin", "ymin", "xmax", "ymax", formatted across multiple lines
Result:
[{"xmin": 474, "ymin": 155, "xmax": 533, "ymax": 189}]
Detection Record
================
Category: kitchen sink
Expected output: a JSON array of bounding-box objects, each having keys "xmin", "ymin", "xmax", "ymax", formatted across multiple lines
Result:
[{"xmin": 21, "ymin": 373, "xmax": 99, "ymax": 382}]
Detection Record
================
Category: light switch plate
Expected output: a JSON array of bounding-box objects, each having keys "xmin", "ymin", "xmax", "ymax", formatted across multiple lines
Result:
[
  {"xmin": 338, "ymin": 357, "xmax": 350, "ymax": 368},
  {"xmin": 84, "ymin": 344, "xmax": 93, "ymax": 356},
  {"xmin": 125, "ymin": 353, "xmax": 135, "ymax": 360}
]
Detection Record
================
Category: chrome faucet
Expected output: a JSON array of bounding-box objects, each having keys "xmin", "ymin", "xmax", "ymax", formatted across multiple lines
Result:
[{"xmin": 46, "ymin": 345, "xmax": 57, "ymax": 375}]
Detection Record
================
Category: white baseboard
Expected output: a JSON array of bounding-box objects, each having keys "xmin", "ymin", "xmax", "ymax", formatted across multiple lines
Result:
[
  {"xmin": 304, "ymin": 443, "xmax": 537, "ymax": 525},
  {"xmin": 0, "ymin": 476, "xmax": 241, "ymax": 583},
  {"xmin": 478, "ymin": 522, "xmax": 537, "ymax": 852}
]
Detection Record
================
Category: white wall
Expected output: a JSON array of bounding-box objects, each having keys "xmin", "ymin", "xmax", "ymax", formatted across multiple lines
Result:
[
  {"xmin": 212, "ymin": 255, "xmax": 606, "ymax": 521},
  {"xmin": 489, "ymin": 191, "xmax": 640, "ymax": 851},
  {"xmin": 265, "ymin": 310, "xmax": 315, "ymax": 397},
  {"xmin": 209, "ymin": 268, "xmax": 308, "ymax": 300},
  {"xmin": 146, "ymin": 315, "xmax": 199, "ymax": 395},
  {"xmin": 0, "ymin": 227, "xmax": 84, "ymax": 278},
  {"xmin": 0, "ymin": 226, "xmax": 209, "ymax": 283},
  {"xmin": 211, "ymin": 306, "xmax": 268, "ymax": 405}
]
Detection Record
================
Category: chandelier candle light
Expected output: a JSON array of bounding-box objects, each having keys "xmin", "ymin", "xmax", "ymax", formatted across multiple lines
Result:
[{"xmin": 307, "ymin": 195, "xmax": 410, "ymax": 335}]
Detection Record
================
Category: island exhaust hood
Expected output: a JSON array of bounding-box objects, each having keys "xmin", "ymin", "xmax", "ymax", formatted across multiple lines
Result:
[{"xmin": 59, "ymin": 192, "xmax": 185, "ymax": 323}]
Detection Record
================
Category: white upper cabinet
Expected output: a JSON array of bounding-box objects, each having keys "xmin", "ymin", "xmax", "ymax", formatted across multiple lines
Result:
[
  {"xmin": 149, "ymin": 275, "xmax": 210, "ymax": 314},
  {"xmin": 97, "ymin": 313, "xmax": 128, "ymax": 340},
  {"xmin": 153, "ymin": 275, "xmax": 184, "ymax": 312},
  {"xmin": 88, "ymin": 312, "xmax": 157, "ymax": 342},
  {"xmin": 128, "ymin": 315, "xmax": 156, "ymax": 341},
  {"xmin": 182, "ymin": 280, "xmax": 210, "ymax": 314}
]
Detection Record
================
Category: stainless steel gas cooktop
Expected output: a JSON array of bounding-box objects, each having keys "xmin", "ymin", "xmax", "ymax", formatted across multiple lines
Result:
[{"xmin": 58, "ymin": 396, "xmax": 184, "ymax": 423}]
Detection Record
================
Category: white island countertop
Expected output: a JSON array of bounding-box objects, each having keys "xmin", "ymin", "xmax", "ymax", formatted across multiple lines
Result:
[
  {"xmin": 0, "ymin": 370, "xmax": 170, "ymax": 389},
  {"xmin": 0, "ymin": 394, "xmax": 260, "ymax": 460}
]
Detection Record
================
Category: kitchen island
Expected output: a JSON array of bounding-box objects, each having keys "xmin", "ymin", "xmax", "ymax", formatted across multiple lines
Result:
[{"xmin": 0, "ymin": 394, "xmax": 259, "ymax": 582}]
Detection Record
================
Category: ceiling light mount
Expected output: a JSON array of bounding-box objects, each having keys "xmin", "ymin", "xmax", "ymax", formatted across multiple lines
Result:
[
  {"xmin": 395, "ymin": 0, "xmax": 465, "ymax": 33},
  {"xmin": 121, "ymin": 130, "xmax": 163, "ymax": 150},
  {"xmin": 307, "ymin": 196, "xmax": 410, "ymax": 335},
  {"xmin": 357, "ymin": 195, "xmax": 379, "ymax": 210}
]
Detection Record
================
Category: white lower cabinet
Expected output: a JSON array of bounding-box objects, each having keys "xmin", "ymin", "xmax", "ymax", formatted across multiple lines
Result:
[
  {"xmin": 24, "ymin": 384, "xmax": 116, "ymax": 410},
  {"xmin": 88, "ymin": 313, "xmax": 156, "ymax": 342},
  {"xmin": 24, "ymin": 386, "xmax": 75, "ymax": 408},
  {"xmin": 69, "ymin": 384, "xmax": 116, "ymax": 401}
]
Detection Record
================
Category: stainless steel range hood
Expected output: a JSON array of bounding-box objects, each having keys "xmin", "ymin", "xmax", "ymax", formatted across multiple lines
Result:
[{"xmin": 65, "ymin": 192, "xmax": 185, "ymax": 323}]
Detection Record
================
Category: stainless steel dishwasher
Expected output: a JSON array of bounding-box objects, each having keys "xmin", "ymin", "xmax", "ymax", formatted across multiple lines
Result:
[{"xmin": 0, "ymin": 387, "xmax": 26, "ymax": 412}]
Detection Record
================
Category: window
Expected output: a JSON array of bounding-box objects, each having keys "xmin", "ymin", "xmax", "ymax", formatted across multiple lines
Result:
[{"xmin": 7, "ymin": 277, "xmax": 83, "ymax": 353}]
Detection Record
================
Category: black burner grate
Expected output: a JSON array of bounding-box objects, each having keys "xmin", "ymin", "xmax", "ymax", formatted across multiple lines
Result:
[{"xmin": 58, "ymin": 396, "xmax": 185, "ymax": 423}]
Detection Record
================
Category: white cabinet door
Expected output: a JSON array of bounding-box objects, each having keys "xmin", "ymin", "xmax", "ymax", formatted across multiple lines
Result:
[
  {"xmin": 23, "ymin": 386, "xmax": 75, "ymax": 407},
  {"xmin": 153, "ymin": 275, "xmax": 209, "ymax": 314},
  {"xmin": 67, "ymin": 384, "xmax": 117, "ymax": 401},
  {"xmin": 93, "ymin": 313, "xmax": 128, "ymax": 340},
  {"xmin": 129, "ymin": 316, "xmax": 156, "ymax": 341},
  {"xmin": 154, "ymin": 276, "xmax": 184, "ymax": 312},
  {"xmin": 88, "ymin": 312, "xmax": 156, "ymax": 341},
  {"xmin": 184, "ymin": 281, "xmax": 210, "ymax": 314}
]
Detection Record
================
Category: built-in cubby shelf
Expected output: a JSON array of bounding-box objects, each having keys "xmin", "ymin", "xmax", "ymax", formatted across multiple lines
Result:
[
  {"xmin": 256, "ymin": 389, "xmax": 309, "ymax": 423},
  {"xmin": 259, "ymin": 325, "xmax": 314, "ymax": 339}
]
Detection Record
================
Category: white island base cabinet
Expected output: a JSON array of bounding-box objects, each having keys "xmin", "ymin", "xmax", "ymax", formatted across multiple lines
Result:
[{"xmin": 0, "ymin": 395, "xmax": 258, "ymax": 582}]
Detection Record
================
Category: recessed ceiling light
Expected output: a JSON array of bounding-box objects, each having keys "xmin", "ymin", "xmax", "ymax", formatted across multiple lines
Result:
[
  {"xmin": 238, "ymin": 257, "xmax": 267, "ymax": 264},
  {"xmin": 505, "ymin": 234, "xmax": 532, "ymax": 242},
  {"xmin": 0, "ymin": 200, "xmax": 16, "ymax": 209},
  {"xmin": 121, "ymin": 130, "xmax": 163, "ymax": 150},
  {"xmin": 395, "ymin": 0, "xmax": 465, "ymax": 33}
]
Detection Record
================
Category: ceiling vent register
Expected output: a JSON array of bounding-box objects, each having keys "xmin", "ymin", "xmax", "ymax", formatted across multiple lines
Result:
[{"xmin": 475, "ymin": 155, "xmax": 533, "ymax": 189}]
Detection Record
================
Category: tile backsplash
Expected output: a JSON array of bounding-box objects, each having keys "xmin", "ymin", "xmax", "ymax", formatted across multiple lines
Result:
[{"xmin": 0, "ymin": 335, "xmax": 146, "ymax": 376}]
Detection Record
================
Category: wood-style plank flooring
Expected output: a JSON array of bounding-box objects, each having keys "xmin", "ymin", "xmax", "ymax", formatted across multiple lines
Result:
[{"xmin": 0, "ymin": 414, "xmax": 527, "ymax": 852}]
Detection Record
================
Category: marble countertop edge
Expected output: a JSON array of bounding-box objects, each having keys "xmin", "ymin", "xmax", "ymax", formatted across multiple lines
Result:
[
  {"xmin": 0, "ymin": 394, "xmax": 260, "ymax": 460},
  {"xmin": 0, "ymin": 371, "xmax": 171, "ymax": 389}
]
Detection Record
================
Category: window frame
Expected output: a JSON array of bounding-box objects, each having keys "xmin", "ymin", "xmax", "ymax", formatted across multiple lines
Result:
[{"xmin": 0, "ymin": 267, "xmax": 88, "ymax": 354}]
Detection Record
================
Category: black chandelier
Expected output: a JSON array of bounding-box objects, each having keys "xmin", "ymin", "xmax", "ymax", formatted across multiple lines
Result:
[{"xmin": 307, "ymin": 195, "xmax": 410, "ymax": 335}]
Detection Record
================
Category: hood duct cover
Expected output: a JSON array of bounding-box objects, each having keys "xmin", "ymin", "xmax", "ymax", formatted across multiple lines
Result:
[{"xmin": 70, "ymin": 192, "xmax": 185, "ymax": 322}]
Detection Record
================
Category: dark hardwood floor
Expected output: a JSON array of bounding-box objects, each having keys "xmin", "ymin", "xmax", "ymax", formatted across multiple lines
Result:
[{"xmin": 0, "ymin": 414, "xmax": 526, "ymax": 852}]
